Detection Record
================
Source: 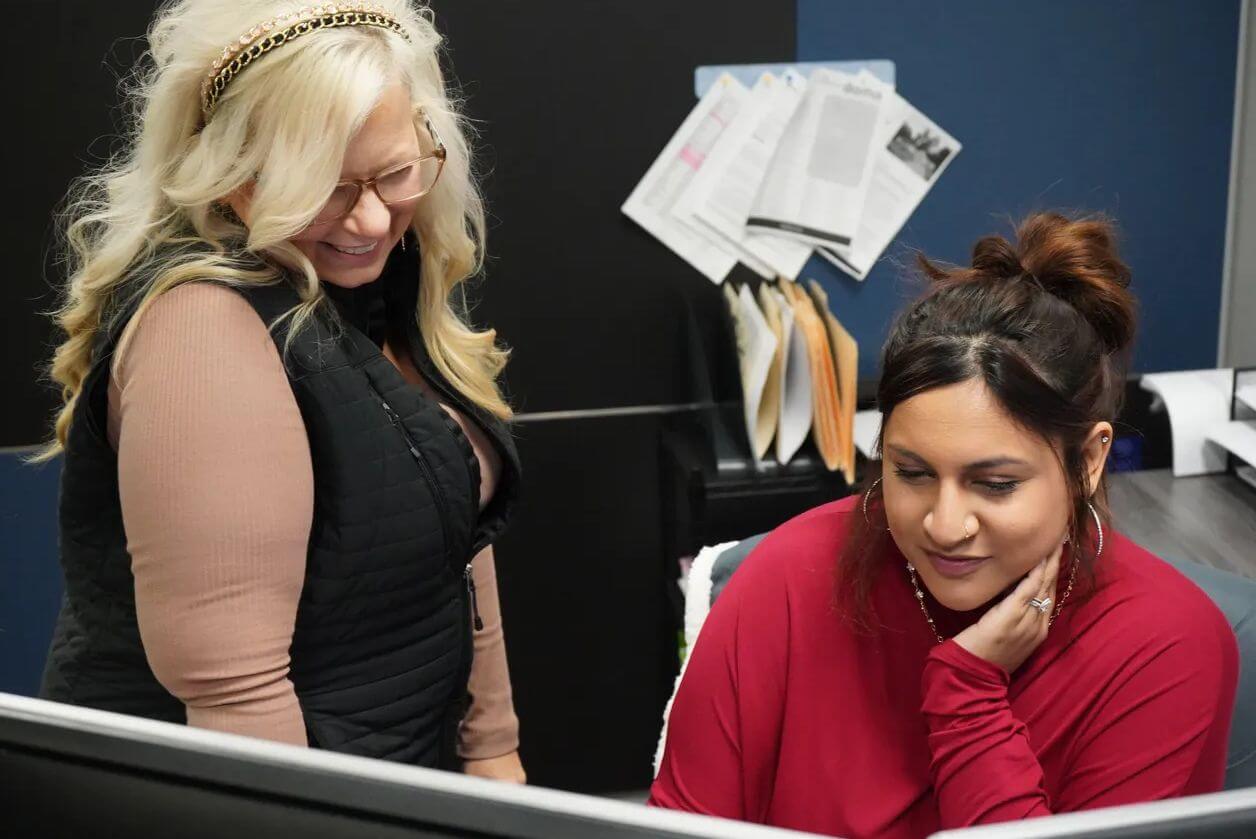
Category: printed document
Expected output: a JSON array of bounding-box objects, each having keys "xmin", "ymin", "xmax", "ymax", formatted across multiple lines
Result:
[
  {"xmin": 821, "ymin": 72, "xmax": 962, "ymax": 280},
  {"xmin": 746, "ymin": 69, "xmax": 888, "ymax": 251},
  {"xmin": 622, "ymin": 73, "xmax": 750, "ymax": 283},
  {"xmin": 673, "ymin": 71, "xmax": 814, "ymax": 280}
]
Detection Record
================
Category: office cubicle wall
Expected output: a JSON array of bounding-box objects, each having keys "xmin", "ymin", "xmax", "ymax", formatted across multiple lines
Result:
[
  {"xmin": 798, "ymin": 0, "xmax": 1244, "ymax": 379},
  {"xmin": 1223, "ymin": 0, "xmax": 1255, "ymax": 369},
  {"xmin": 432, "ymin": 0, "xmax": 792, "ymax": 792},
  {"xmin": 0, "ymin": 0, "xmax": 1246, "ymax": 795}
]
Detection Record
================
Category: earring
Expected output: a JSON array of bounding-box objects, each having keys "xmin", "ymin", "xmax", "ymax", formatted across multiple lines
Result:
[
  {"xmin": 1101, "ymin": 434, "xmax": 1110, "ymax": 444},
  {"xmin": 861, "ymin": 478, "xmax": 891, "ymax": 532},
  {"xmin": 1088, "ymin": 501, "xmax": 1104, "ymax": 558}
]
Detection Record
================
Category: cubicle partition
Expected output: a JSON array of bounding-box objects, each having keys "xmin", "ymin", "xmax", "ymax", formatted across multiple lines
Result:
[{"xmin": 0, "ymin": 0, "xmax": 1247, "ymax": 797}]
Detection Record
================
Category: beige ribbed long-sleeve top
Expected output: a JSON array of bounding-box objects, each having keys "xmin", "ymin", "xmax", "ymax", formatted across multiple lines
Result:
[{"xmin": 105, "ymin": 282, "xmax": 519, "ymax": 759}]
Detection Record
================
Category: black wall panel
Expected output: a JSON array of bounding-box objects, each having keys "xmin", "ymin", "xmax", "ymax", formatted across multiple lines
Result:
[
  {"xmin": 4, "ymin": 2, "xmax": 157, "ymax": 447},
  {"xmin": 433, "ymin": 1, "xmax": 789, "ymax": 414},
  {"xmin": 429, "ymin": 1, "xmax": 795, "ymax": 791}
]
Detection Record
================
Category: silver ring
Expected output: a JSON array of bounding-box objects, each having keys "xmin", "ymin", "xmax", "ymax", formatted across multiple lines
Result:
[{"xmin": 1029, "ymin": 597, "xmax": 1052, "ymax": 614}]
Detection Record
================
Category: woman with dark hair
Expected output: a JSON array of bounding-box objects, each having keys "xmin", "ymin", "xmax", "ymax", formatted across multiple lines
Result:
[{"xmin": 650, "ymin": 213, "xmax": 1238, "ymax": 837}]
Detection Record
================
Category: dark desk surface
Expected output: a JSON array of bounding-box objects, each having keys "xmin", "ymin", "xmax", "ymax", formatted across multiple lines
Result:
[{"xmin": 1109, "ymin": 469, "xmax": 1256, "ymax": 579}]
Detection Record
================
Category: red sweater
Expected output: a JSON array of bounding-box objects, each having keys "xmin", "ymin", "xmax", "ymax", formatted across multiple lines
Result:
[{"xmin": 650, "ymin": 496, "xmax": 1238, "ymax": 838}]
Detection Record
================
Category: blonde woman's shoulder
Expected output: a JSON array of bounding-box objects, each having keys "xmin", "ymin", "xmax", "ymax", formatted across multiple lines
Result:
[
  {"xmin": 107, "ymin": 278, "xmax": 302, "ymax": 455},
  {"xmin": 112, "ymin": 281, "xmax": 278, "ymax": 381}
]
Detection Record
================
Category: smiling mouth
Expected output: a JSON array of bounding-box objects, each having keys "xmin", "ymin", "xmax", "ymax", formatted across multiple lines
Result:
[
  {"xmin": 327, "ymin": 241, "xmax": 378, "ymax": 255},
  {"xmin": 925, "ymin": 552, "xmax": 990, "ymax": 579}
]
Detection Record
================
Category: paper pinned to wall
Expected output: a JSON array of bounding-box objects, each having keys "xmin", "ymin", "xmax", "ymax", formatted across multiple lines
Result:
[
  {"xmin": 746, "ymin": 69, "xmax": 888, "ymax": 252},
  {"xmin": 694, "ymin": 59, "xmax": 896, "ymax": 98},
  {"xmin": 630, "ymin": 57, "xmax": 960, "ymax": 288},
  {"xmin": 671, "ymin": 73, "xmax": 783, "ymax": 279},
  {"xmin": 820, "ymin": 71, "xmax": 963, "ymax": 281},
  {"xmin": 622, "ymin": 73, "xmax": 749, "ymax": 283},
  {"xmin": 674, "ymin": 70, "xmax": 815, "ymax": 281}
]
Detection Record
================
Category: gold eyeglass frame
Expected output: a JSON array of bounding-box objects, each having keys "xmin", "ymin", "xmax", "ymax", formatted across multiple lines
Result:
[{"xmin": 314, "ymin": 111, "xmax": 447, "ymax": 224}]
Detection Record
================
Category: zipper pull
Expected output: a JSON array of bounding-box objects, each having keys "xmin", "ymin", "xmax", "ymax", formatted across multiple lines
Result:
[
  {"xmin": 465, "ymin": 563, "xmax": 484, "ymax": 632},
  {"xmin": 380, "ymin": 398, "xmax": 423, "ymax": 460}
]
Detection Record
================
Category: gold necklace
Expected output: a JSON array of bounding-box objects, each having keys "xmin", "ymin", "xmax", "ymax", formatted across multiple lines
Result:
[{"xmin": 905, "ymin": 558, "xmax": 1078, "ymax": 645}]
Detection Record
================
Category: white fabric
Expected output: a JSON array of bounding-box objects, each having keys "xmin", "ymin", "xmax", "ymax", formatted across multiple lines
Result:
[{"xmin": 654, "ymin": 541, "xmax": 738, "ymax": 776}]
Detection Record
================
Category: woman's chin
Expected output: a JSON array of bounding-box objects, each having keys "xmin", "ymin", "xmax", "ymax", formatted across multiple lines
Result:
[
  {"xmin": 919, "ymin": 573, "xmax": 1004, "ymax": 614},
  {"xmin": 931, "ymin": 590, "xmax": 993, "ymax": 614},
  {"xmin": 316, "ymin": 260, "xmax": 387, "ymax": 289}
]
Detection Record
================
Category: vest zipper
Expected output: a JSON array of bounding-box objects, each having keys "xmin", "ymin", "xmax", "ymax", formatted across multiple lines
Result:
[
  {"xmin": 379, "ymin": 390, "xmax": 472, "ymax": 770},
  {"xmin": 464, "ymin": 563, "xmax": 484, "ymax": 632},
  {"xmin": 379, "ymin": 397, "xmax": 479, "ymax": 640},
  {"xmin": 403, "ymin": 329, "xmax": 509, "ymax": 557},
  {"xmin": 378, "ymin": 397, "xmax": 451, "ymax": 564}
]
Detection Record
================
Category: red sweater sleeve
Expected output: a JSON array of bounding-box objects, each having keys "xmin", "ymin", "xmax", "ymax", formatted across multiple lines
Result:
[
  {"xmin": 921, "ymin": 642, "xmax": 1050, "ymax": 824},
  {"xmin": 922, "ymin": 616, "xmax": 1237, "ymax": 828},
  {"xmin": 649, "ymin": 543, "xmax": 790, "ymax": 823}
]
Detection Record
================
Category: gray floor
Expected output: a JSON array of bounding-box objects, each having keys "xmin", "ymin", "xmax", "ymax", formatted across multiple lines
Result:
[{"xmin": 1109, "ymin": 469, "xmax": 1256, "ymax": 579}]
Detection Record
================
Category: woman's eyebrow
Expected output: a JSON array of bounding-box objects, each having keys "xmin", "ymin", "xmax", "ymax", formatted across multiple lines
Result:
[
  {"xmin": 886, "ymin": 444, "xmax": 928, "ymax": 464},
  {"xmin": 964, "ymin": 456, "xmax": 1030, "ymax": 470},
  {"xmin": 341, "ymin": 150, "xmax": 421, "ymax": 181},
  {"xmin": 885, "ymin": 444, "xmax": 1029, "ymax": 470}
]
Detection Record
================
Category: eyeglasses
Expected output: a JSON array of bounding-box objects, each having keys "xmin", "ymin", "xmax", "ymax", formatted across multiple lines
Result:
[{"xmin": 312, "ymin": 113, "xmax": 447, "ymax": 224}]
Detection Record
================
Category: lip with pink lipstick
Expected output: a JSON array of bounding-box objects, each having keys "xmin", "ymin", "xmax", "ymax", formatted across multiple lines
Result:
[{"xmin": 925, "ymin": 551, "xmax": 991, "ymax": 579}]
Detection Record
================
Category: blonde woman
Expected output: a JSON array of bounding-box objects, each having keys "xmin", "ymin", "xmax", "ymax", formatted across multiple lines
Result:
[{"xmin": 38, "ymin": 0, "xmax": 525, "ymax": 781}]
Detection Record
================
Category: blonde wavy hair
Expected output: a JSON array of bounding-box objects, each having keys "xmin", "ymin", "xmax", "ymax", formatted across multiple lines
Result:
[{"xmin": 37, "ymin": 0, "xmax": 509, "ymax": 461}]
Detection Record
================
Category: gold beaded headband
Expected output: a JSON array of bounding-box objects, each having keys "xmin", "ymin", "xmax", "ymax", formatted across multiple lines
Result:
[{"xmin": 200, "ymin": 4, "xmax": 410, "ymax": 121}]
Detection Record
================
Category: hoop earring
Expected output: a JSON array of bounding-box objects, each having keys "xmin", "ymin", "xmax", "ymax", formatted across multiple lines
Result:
[
  {"xmin": 1088, "ymin": 501, "xmax": 1104, "ymax": 558},
  {"xmin": 862, "ymin": 477, "xmax": 891, "ymax": 532}
]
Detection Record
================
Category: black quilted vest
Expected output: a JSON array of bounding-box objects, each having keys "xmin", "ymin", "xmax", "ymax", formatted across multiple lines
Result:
[{"xmin": 40, "ymin": 239, "xmax": 520, "ymax": 768}]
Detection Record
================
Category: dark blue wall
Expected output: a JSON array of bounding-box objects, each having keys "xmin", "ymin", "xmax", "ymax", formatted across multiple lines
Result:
[
  {"xmin": 0, "ymin": 452, "xmax": 61, "ymax": 696},
  {"xmin": 799, "ymin": 0, "xmax": 1242, "ymax": 378}
]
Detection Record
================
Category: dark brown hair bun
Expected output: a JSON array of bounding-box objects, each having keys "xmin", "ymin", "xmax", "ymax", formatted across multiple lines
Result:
[{"xmin": 920, "ymin": 212, "xmax": 1136, "ymax": 356}]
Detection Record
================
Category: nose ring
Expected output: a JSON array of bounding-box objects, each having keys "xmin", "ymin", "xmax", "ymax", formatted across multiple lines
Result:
[{"xmin": 962, "ymin": 519, "xmax": 973, "ymax": 540}]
